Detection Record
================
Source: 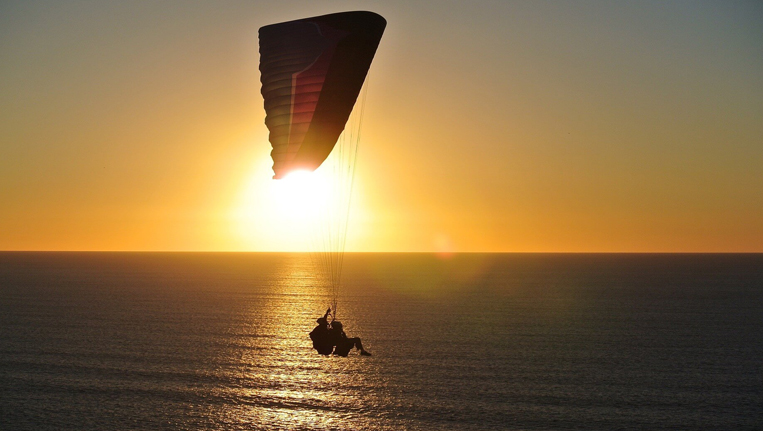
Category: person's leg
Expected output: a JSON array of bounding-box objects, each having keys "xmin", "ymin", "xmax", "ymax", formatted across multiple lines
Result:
[
  {"xmin": 348, "ymin": 337, "xmax": 363, "ymax": 350},
  {"xmin": 349, "ymin": 337, "xmax": 371, "ymax": 355}
]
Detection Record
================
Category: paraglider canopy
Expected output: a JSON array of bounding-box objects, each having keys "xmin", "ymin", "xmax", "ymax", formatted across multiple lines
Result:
[{"xmin": 259, "ymin": 11, "xmax": 386, "ymax": 179}]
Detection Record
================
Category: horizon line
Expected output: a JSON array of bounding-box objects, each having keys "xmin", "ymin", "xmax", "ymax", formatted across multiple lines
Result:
[{"xmin": 1, "ymin": 250, "xmax": 761, "ymax": 254}]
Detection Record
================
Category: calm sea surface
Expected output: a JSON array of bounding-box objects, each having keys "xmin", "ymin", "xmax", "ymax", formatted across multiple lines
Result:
[{"xmin": 1, "ymin": 252, "xmax": 761, "ymax": 430}]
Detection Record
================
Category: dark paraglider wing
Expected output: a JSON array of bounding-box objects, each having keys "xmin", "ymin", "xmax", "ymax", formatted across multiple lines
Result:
[{"xmin": 259, "ymin": 11, "xmax": 386, "ymax": 179}]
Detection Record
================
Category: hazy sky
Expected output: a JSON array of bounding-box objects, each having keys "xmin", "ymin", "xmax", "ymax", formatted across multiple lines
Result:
[{"xmin": 1, "ymin": 0, "xmax": 761, "ymax": 252}]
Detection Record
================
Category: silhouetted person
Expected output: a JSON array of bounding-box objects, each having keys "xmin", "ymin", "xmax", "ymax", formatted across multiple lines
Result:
[
  {"xmin": 328, "ymin": 320, "xmax": 371, "ymax": 356},
  {"xmin": 309, "ymin": 308, "xmax": 334, "ymax": 355}
]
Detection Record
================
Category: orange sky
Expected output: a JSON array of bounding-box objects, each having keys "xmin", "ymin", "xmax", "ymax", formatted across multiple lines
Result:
[{"xmin": 1, "ymin": 1, "xmax": 761, "ymax": 252}]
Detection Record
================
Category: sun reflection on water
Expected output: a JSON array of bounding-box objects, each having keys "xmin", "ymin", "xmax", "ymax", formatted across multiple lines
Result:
[{"xmin": 213, "ymin": 255, "xmax": 385, "ymax": 430}]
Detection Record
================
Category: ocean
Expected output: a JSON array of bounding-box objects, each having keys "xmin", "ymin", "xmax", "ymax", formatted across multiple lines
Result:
[{"xmin": 1, "ymin": 252, "xmax": 761, "ymax": 430}]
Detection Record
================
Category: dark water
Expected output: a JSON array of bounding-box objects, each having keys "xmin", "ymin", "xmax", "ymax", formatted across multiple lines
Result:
[{"xmin": 1, "ymin": 252, "xmax": 761, "ymax": 430}]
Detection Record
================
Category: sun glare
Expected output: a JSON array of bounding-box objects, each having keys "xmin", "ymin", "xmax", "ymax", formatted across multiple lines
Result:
[
  {"xmin": 232, "ymin": 158, "xmax": 354, "ymax": 251},
  {"xmin": 273, "ymin": 170, "xmax": 331, "ymax": 218}
]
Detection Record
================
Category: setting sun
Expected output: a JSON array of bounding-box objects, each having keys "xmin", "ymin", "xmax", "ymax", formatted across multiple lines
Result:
[
  {"xmin": 232, "ymin": 155, "xmax": 360, "ymax": 252},
  {"xmin": 272, "ymin": 170, "xmax": 331, "ymax": 219}
]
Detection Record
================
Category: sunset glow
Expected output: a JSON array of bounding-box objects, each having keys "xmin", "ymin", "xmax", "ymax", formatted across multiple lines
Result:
[
  {"xmin": 1, "ymin": 1, "xmax": 761, "ymax": 252},
  {"xmin": 232, "ymin": 158, "xmax": 358, "ymax": 252}
]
